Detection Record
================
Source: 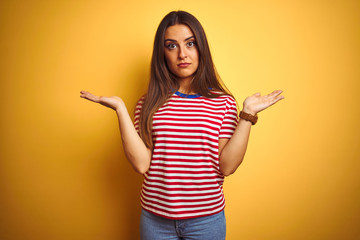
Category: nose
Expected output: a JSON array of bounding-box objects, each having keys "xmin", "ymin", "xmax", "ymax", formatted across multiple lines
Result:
[{"xmin": 178, "ymin": 46, "xmax": 187, "ymax": 59}]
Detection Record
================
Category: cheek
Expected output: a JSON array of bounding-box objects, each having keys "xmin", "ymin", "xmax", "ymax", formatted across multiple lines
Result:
[
  {"xmin": 192, "ymin": 51, "xmax": 199, "ymax": 63},
  {"xmin": 164, "ymin": 55, "xmax": 177, "ymax": 74},
  {"xmin": 164, "ymin": 52, "xmax": 176, "ymax": 65},
  {"xmin": 193, "ymin": 52, "xmax": 199, "ymax": 65}
]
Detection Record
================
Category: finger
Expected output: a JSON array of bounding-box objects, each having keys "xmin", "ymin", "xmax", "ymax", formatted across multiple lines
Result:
[
  {"xmin": 80, "ymin": 91, "xmax": 100, "ymax": 102},
  {"xmin": 80, "ymin": 90, "xmax": 92, "ymax": 97},
  {"xmin": 80, "ymin": 91, "xmax": 94, "ymax": 98},
  {"xmin": 266, "ymin": 89, "xmax": 283, "ymax": 98},
  {"xmin": 270, "ymin": 89, "xmax": 282, "ymax": 95},
  {"xmin": 80, "ymin": 90, "xmax": 94, "ymax": 94},
  {"xmin": 80, "ymin": 91, "xmax": 91, "ymax": 99},
  {"xmin": 253, "ymin": 92, "xmax": 261, "ymax": 97},
  {"xmin": 270, "ymin": 95, "xmax": 285, "ymax": 104}
]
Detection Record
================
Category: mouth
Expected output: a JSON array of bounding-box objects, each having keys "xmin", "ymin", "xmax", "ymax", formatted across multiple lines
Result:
[{"xmin": 177, "ymin": 63, "xmax": 191, "ymax": 68}]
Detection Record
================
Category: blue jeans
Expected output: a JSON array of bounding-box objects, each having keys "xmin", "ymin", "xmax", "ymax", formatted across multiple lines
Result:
[{"xmin": 140, "ymin": 209, "xmax": 226, "ymax": 240}]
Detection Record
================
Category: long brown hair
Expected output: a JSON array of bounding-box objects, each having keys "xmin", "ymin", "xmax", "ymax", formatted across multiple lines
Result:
[{"xmin": 138, "ymin": 10, "xmax": 233, "ymax": 149}]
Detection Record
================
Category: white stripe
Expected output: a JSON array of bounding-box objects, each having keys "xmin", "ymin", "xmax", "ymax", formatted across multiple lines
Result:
[
  {"xmin": 153, "ymin": 120, "xmax": 220, "ymax": 129},
  {"xmin": 157, "ymin": 106, "xmax": 225, "ymax": 113},
  {"xmin": 141, "ymin": 194, "xmax": 224, "ymax": 211},
  {"xmin": 219, "ymin": 134, "xmax": 233, "ymax": 138},
  {"xmin": 151, "ymin": 155, "xmax": 217, "ymax": 161},
  {"xmin": 220, "ymin": 129, "xmax": 236, "ymax": 134},
  {"xmin": 144, "ymin": 180, "xmax": 219, "ymax": 189},
  {"xmin": 218, "ymin": 136, "xmax": 233, "ymax": 140},
  {"xmin": 153, "ymin": 137, "xmax": 218, "ymax": 146},
  {"xmin": 153, "ymin": 133, "xmax": 219, "ymax": 141},
  {"xmin": 221, "ymin": 122, "xmax": 237, "ymax": 127},
  {"xmin": 155, "ymin": 110, "xmax": 224, "ymax": 118},
  {"xmin": 153, "ymin": 126, "xmax": 219, "ymax": 135},
  {"xmin": 169, "ymin": 96, "xmax": 228, "ymax": 102},
  {"xmin": 154, "ymin": 143, "xmax": 219, "ymax": 151},
  {"xmin": 165, "ymin": 102, "xmax": 227, "ymax": 109},
  {"xmin": 147, "ymin": 171, "xmax": 218, "ymax": 177},
  {"xmin": 154, "ymin": 115, "xmax": 223, "ymax": 124}
]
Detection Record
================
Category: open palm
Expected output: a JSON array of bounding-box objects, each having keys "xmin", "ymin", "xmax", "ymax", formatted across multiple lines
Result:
[
  {"xmin": 80, "ymin": 90, "xmax": 124, "ymax": 111},
  {"xmin": 243, "ymin": 90, "xmax": 284, "ymax": 115}
]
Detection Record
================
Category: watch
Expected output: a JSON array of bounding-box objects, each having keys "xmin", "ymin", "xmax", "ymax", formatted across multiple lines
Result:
[{"xmin": 239, "ymin": 111, "xmax": 258, "ymax": 125}]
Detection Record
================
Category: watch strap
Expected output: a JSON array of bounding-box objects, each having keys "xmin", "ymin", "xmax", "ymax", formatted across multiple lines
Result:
[{"xmin": 239, "ymin": 111, "xmax": 258, "ymax": 125}]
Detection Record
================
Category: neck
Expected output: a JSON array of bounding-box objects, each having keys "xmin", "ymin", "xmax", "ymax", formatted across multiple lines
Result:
[{"xmin": 177, "ymin": 76, "xmax": 194, "ymax": 94}]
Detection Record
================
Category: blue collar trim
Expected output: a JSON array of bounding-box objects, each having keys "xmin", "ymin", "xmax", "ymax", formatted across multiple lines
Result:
[{"xmin": 174, "ymin": 91, "xmax": 201, "ymax": 98}]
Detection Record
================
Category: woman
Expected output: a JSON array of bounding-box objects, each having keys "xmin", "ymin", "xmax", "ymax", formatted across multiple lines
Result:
[{"xmin": 80, "ymin": 10, "xmax": 284, "ymax": 240}]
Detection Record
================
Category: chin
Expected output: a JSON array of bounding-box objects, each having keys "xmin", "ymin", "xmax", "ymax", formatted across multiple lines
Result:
[
  {"xmin": 176, "ymin": 72, "xmax": 196, "ymax": 79},
  {"xmin": 177, "ymin": 75, "xmax": 194, "ymax": 81}
]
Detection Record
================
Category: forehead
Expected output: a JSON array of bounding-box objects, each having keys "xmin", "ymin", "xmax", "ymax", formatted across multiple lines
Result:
[{"xmin": 164, "ymin": 24, "xmax": 194, "ymax": 40}]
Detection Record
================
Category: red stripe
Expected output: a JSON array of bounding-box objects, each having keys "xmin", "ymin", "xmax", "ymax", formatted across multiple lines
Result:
[
  {"xmin": 153, "ymin": 129, "xmax": 219, "ymax": 137},
  {"xmin": 167, "ymin": 98, "xmax": 228, "ymax": 106},
  {"xmin": 143, "ymin": 182, "xmax": 220, "ymax": 192},
  {"xmin": 141, "ymin": 192, "xmax": 223, "ymax": 205},
  {"xmin": 143, "ymin": 178, "xmax": 217, "ymax": 186},
  {"xmin": 153, "ymin": 122, "xmax": 219, "ymax": 131},
  {"xmin": 141, "ymin": 195, "xmax": 224, "ymax": 210},
  {"xmin": 153, "ymin": 147, "xmax": 218, "ymax": 155},
  {"xmin": 153, "ymin": 140, "xmax": 218, "ymax": 147},
  {"xmin": 155, "ymin": 109, "xmax": 225, "ymax": 116},
  {"xmin": 153, "ymin": 117, "xmax": 222, "ymax": 125},
  {"xmin": 150, "ymin": 158, "xmax": 218, "ymax": 163},
  {"xmin": 153, "ymin": 153, "xmax": 217, "ymax": 159},
  {"xmin": 142, "ymin": 187, "xmax": 223, "ymax": 198},
  {"xmin": 163, "ymin": 103, "xmax": 227, "ymax": 112},
  {"xmin": 152, "ymin": 135, "xmax": 218, "ymax": 143},
  {"xmin": 154, "ymin": 113, "xmax": 223, "ymax": 121},
  {"xmin": 150, "ymin": 163, "xmax": 218, "ymax": 169}
]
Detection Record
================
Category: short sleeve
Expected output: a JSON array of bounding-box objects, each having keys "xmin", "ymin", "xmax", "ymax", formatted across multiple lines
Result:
[
  {"xmin": 134, "ymin": 96, "xmax": 145, "ymax": 133},
  {"xmin": 219, "ymin": 96, "xmax": 238, "ymax": 139}
]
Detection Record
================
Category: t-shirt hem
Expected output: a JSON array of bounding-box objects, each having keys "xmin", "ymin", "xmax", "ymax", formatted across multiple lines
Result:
[{"xmin": 141, "ymin": 205, "xmax": 226, "ymax": 220}]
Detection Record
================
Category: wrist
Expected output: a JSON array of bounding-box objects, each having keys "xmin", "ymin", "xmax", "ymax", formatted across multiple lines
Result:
[
  {"xmin": 242, "ymin": 107, "xmax": 257, "ymax": 116},
  {"xmin": 239, "ymin": 110, "xmax": 258, "ymax": 125},
  {"xmin": 115, "ymin": 103, "xmax": 127, "ymax": 115}
]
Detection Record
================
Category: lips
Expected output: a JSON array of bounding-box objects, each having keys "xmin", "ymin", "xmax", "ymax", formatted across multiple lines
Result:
[{"xmin": 177, "ymin": 63, "xmax": 191, "ymax": 68}]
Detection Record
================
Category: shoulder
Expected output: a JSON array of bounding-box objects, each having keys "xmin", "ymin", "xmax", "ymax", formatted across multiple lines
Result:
[
  {"xmin": 134, "ymin": 95, "xmax": 146, "ymax": 118},
  {"xmin": 135, "ymin": 95, "xmax": 146, "ymax": 107},
  {"xmin": 208, "ymin": 90, "xmax": 236, "ymax": 104}
]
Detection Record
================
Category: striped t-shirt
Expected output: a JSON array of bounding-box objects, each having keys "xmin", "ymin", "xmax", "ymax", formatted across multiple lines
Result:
[{"xmin": 134, "ymin": 91, "xmax": 238, "ymax": 219}]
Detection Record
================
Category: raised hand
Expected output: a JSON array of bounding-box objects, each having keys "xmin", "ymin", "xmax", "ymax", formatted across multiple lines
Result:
[
  {"xmin": 243, "ymin": 90, "xmax": 284, "ymax": 115},
  {"xmin": 80, "ymin": 90, "xmax": 125, "ymax": 111}
]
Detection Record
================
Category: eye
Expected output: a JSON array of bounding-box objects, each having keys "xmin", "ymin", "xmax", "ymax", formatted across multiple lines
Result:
[
  {"xmin": 187, "ymin": 41, "xmax": 196, "ymax": 47},
  {"xmin": 166, "ymin": 43, "xmax": 177, "ymax": 49}
]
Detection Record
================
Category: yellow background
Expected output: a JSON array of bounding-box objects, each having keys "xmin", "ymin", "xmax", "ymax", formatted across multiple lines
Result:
[{"xmin": 1, "ymin": 0, "xmax": 359, "ymax": 239}]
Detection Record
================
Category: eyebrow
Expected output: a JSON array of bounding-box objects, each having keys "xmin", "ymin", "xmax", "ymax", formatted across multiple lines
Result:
[{"xmin": 164, "ymin": 36, "xmax": 195, "ymax": 42}]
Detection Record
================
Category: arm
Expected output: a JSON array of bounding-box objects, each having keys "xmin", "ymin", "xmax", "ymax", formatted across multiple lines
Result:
[
  {"xmin": 80, "ymin": 91, "xmax": 151, "ymax": 174},
  {"xmin": 218, "ymin": 90, "xmax": 284, "ymax": 176}
]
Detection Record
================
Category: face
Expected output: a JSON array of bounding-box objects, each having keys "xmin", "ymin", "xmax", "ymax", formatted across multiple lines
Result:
[{"xmin": 164, "ymin": 24, "xmax": 199, "ymax": 82}]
